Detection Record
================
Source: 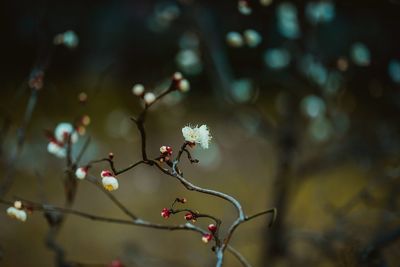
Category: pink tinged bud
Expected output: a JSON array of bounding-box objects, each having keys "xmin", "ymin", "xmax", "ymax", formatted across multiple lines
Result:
[
  {"xmin": 184, "ymin": 212, "xmax": 194, "ymax": 221},
  {"xmin": 208, "ymin": 224, "xmax": 217, "ymax": 233},
  {"xmin": 161, "ymin": 208, "xmax": 171, "ymax": 219},
  {"xmin": 75, "ymin": 167, "xmax": 88, "ymax": 180},
  {"xmin": 108, "ymin": 152, "xmax": 114, "ymax": 160},
  {"xmin": 101, "ymin": 170, "xmax": 113, "ymax": 178},
  {"xmin": 202, "ymin": 233, "xmax": 213, "ymax": 243}
]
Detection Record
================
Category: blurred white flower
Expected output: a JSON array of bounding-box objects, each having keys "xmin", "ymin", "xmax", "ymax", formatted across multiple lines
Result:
[
  {"xmin": 75, "ymin": 167, "xmax": 88, "ymax": 180},
  {"xmin": 144, "ymin": 92, "xmax": 156, "ymax": 105},
  {"xmin": 178, "ymin": 79, "xmax": 190, "ymax": 92},
  {"xmin": 132, "ymin": 84, "xmax": 145, "ymax": 96},
  {"xmin": 7, "ymin": 207, "xmax": 27, "ymax": 222},
  {"xmin": 182, "ymin": 125, "xmax": 212, "ymax": 149},
  {"xmin": 47, "ymin": 141, "xmax": 67, "ymax": 158},
  {"xmin": 243, "ymin": 29, "xmax": 262, "ymax": 48},
  {"xmin": 238, "ymin": 0, "xmax": 252, "ymax": 15},
  {"xmin": 226, "ymin": 32, "xmax": 244, "ymax": 48},
  {"xmin": 55, "ymin": 122, "xmax": 78, "ymax": 143}
]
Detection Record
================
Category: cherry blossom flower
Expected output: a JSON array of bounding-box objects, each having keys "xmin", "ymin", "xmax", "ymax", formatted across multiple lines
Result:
[{"xmin": 182, "ymin": 124, "xmax": 212, "ymax": 149}]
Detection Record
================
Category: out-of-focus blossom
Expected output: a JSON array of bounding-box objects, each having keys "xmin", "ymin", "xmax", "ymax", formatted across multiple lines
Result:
[
  {"xmin": 53, "ymin": 30, "xmax": 79, "ymax": 49},
  {"xmin": 132, "ymin": 84, "xmax": 145, "ymax": 96},
  {"xmin": 238, "ymin": 0, "xmax": 252, "ymax": 15},
  {"xmin": 305, "ymin": 1, "xmax": 335, "ymax": 24},
  {"xmin": 264, "ymin": 48, "xmax": 291, "ymax": 69},
  {"xmin": 388, "ymin": 60, "xmax": 400, "ymax": 83},
  {"xmin": 55, "ymin": 123, "xmax": 79, "ymax": 144},
  {"xmin": 277, "ymin": 2, "xmax": 300, "ymax": 39},
  {"xmin": 351, "ymin": 42, "xmax": 371, "ymax": 66},
  {"xmin": 144, "ymin": 92, "xmax": 156, "ymax": 105},
  {"xmin": 75, "ymin": 167, "xmax": 88, "ymax": 180},
  {"xmin": 243, "ymin": 29, "xmax": 262, "ymax": 48},
  {"xmin": 176, "ymin": 49, "xmax": 203, "ymax": 76},
  {"xmin": 226, "ymin": 32, "xmax": 244, "ymax": 48},
  {"xmin": 300, "ymin": 95, "xmax": 326, "ymax": 118}
]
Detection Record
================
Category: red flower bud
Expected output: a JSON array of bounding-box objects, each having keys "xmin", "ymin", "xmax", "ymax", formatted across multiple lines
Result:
[
  {"xmin": 202, "ymin": 233, "xmax": 213, "ymax": 243},
  {"xmin": 184, "ymin": 212, "xmax": 194, "ymax": 221},
  {"xmin": 161, "ymin": 208, "xmax": 171, "ymax": 219},
  {"xmin": 208, "ymin": 224, "xmax": 217, "ymax": 233}
]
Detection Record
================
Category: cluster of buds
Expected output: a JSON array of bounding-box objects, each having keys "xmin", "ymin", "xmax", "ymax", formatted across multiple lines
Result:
[
  {"xmin": 226, "ymin": 29, "xmax": 262, "ymax": 48},
  {"xmin": 161, "ymin": 208, "xmax": 171, "ymax": 219},
  {"xmin": 171, "ymin": 72, "xmax": 190, "ymax": 93},
  {"xmin": 46, "ymin": 122, "xmax": 80, "ymax": 158},
  {"xmin": 159, "ymin": 145, "xmax": 173, "ymax": 162},
  {"xmin": 131, "ymin": 72, "xmax": 190, "ymax": 106},
  {"xmin": 184, "ymin": 212, "xmax": 197, "ymax": 223},
  {"xmin": 101, "ymin": 170, "xmax": 119, "ymax": 191},
  {"xmin": 132, "ymin": 83, "xmax": 156, "ymax": 105},
  {"xmin": 202, "ymin": 224, "xmax": 218, "ymax": 244},
  {"xmin": 6, "ymin": 201, "xmax": 27, "ymax": 222},
  {"xmin": 76, "ymin": 114, "xmax": 91, "ymax": 136}
]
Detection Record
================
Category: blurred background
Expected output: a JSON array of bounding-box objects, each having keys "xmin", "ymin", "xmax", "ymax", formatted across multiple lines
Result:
[{"xmin": 1, "ymin": 0, "xmax": 400, "ymax": 266}]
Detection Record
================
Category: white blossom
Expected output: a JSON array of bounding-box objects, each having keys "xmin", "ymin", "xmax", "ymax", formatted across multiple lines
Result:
[
  {"xmin": 132, "ymin": 84, "xmax": 145, "ymax": 96},
  {"xmin": 178, "ymin": 79, "xmax": 190, "ymax": 92},
  {"xmin": 47, "ymin": 141, "xmax": 67, "ymax": 158},
  {"xmin": 182, "ymin": 124, "xmax": 212, "ymax": 149},
  {"xmin": 144, "ymin": 92, "xmax": 156, "ymax": 105},
  {"xmin": 238, "ymin": 0, "xmax": 252, "ymax": 15},
  {"xmin": 7, "ymin": 207, "xmax": 27, "ymax": 222},
  {"xmin": 102, "ymin": 176, "xmax": 119, "ymax": 191},
  {"xmin": 75, "ymin": 167, "xmax": 88, "ymax": 180},
  {"xmin": 54, "ymin": 122, "xmax": 78, "ymax": 143}
]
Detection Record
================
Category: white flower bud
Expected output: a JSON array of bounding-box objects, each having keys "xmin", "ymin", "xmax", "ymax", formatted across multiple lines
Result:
[
  {"xmin": 144, "ymin": 92, "xmax": 156, "ymax": 105},
  {"xmin": 132, "ymin": 84, "xmax": 145, "ymax": 96},
  {"xmin": 75, "ymin": 167, "xmax": 88, "ymax": 180},
  {"xmin": 238, "ymin": 0, "xmax": 252, "ymax": 15},
  {"xmin": 173, "ymin": 72, "xmax": 183, "ymax": 81},
  {"xmin": 102, "ymin": 176, "xmax": 119, "ymax": 191},
  {"xmin": 55, "ymin": 122, "xmax": 78, "ymax": 143},
  {"xmin": 7, "ymin": 207, "xmax": 27, "ymax": 222},
  {"xmin": 178, "ymin": 79, "xmax": 190, "ymax": 92},
  {"xmin": 226, "ymin": 32, "xmax": 244, "ymax": 48},
  {"xmin": 14, "ymin": 201, "xmax": 22, "ymax": 209}
]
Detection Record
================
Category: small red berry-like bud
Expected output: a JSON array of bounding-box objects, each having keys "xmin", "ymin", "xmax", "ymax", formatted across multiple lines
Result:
[
  {"xmin": 108, "ymin": 152, "xmax": 114, "ymax": 160},
  {"xmin": 161, "ymin": 208, "xmax": 171, "ymax": 219},
  {"xmin": 184, "ymin": 212, "xmax": 194, "ymax": 221},
  {"xmin": 208, "ymin": 224, "xmax": 217, "ymax": 233},
  {"xmin": 108, "ymin": 260, "xmax": 124, "ymax": 267},
  {"xmin": 202, "ymin": 233, "xmax": 213, "ymax": 243}
]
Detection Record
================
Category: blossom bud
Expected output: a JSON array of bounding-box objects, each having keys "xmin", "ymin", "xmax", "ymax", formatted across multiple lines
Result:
[
  {"xmin": 226, "ymin": 32, "xmax": 244, "ymax": 48},
  {"xmin": 101, "ymin": 170, "xmax": 114, "ymax": 178},
  {"xmin": 208, "ymin": 224, "xmax": 217, "ymax": 233},
  {"xmin": 14, "ymin": 201, "xmax": 22, "ymax": 209},
  {"xmin": 178, "ymin": 79, "xmax": 190, "ymax": 92},
  {"xmin": 144, "ymin": 92, "xmax": 156, "ymax": 105},
  {"xmin": 102, "ymin": 176, "xmax": 119, "ymax": 191},
  {"xmin": 238, "ymin": 0, "xmax": 252, "ymax": 15},
  {"xmin": 160, "ymin": 145, "xmax": 173, "ymax": 155},
  {"xmin": 173, "ymin": 72, "xmax": 183, "ymax": 81},
  {"xmin": 161, "ymin": 208, "xmax": 171, "ymax": 219},
  {"xmin": 75, "ymin": 167, "xmax": 88, "ymax": 180},
  {"xmin": 202, "ymin": 233, "xmax": 213, "ymax": 243},
  {"xmin": 132, "ymin": 84, "xmax": 145, "ymax": 96}
]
